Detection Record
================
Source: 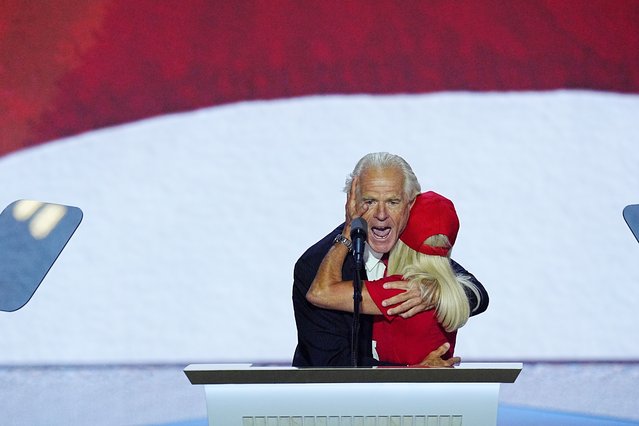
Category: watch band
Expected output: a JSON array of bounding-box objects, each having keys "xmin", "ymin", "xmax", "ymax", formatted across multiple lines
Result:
[{"xmin": 333, "ymin": 234, "xmax": 352, "ymax": 251}]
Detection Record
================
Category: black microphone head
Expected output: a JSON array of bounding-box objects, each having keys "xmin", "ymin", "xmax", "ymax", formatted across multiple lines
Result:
[{"xmin": 350, "ymin": 217, "xmax": 368, "ymax": 238}]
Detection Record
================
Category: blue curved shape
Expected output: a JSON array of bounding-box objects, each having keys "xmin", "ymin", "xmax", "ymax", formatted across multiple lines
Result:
[{"xmin": 0, "ymin": 200, "xmax": 83, "ymax": 312}]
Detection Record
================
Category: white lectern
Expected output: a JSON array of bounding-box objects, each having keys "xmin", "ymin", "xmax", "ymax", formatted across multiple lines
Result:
[{"xmin": 185, "ymin": 363, "xmax": 521, "ymax": 426}]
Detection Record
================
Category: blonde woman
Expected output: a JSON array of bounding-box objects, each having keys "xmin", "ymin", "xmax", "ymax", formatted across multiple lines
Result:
[{"xmin": 307, "ymin": 191, "xmax": 479, "ymax": 366}]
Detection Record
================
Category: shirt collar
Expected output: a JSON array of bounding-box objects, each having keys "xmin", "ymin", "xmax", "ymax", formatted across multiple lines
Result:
[{"xmin": 364, "ymin": 246, "xmax": 385, "ymax": 273}]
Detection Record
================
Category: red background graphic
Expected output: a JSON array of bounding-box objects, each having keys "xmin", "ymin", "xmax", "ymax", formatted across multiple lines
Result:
[{"xmin": 1, "ymin": 0, "xmax": 638, "ymax": 157}]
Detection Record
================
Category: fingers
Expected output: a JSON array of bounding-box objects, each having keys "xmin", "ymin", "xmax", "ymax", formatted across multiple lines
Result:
[
  {"xmin": 349, "ymin": 176, "xmax": 360, "ymax": 212},
  {"xmin": 345, "ymin": 176, "xmax": 359, "ymax": 224},
  {"xmin": 347, "ymin": 176, "xmax": 373, "ymax": 220},
  {"xmin": 357, "ymin": 203, "xmax": 371, "ymax": 221},
  {"xmin": 383, "ymin": 291, "xmax": 419, "ymax": 311},
  {"xmin": 350, "ymin": 176, "xmax": 359, "ymax": 199},
  {"xmin": 387, "ymin": 300, "xmax": 419, "ymax": 316},
  {"xmin": 415, "ymin": 343, "xmax": 448, "ymax": 367},
  {"xmin": 382, "ymin": 281, "xmax": 435, "ymax": 317},
  {"xmin": 381, "ymin": 291, "xmax": 410, "ymax": 307},
  {"xmin": 414, "ymin": 342, "xmax": 459, "ymax": 368},
  {"xmin": 397, "ymin": 305, "xmax": 423, "ymax": 319},
  {"xmin": 440, "ymin": 356, "xmax": 461, "ymax": 367},
  {"xmin": 431, "ymin": 342, "xmax": 450, "ymax": 358},
  {"xmin": 398, "ymin": 302, "xmax": 435, "ymax": 319},
  {"xmin": 449, "ymin": 356, "xmax": 461, "ymax": 366},
  {"xmin": 382, "ymin": 281, "xmax": 411, "ymax": 291},
  {"xmin": 382, "ymin": 282, "xmax": 427, "ymax": 317},
  {"xmin": 381, "ymin": 281, "xmax": 418, "ymax": 307}
]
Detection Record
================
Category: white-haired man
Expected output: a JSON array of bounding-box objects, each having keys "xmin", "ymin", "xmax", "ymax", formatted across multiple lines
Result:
[{"xmin": 292, "ymin": 152, "xmax": 488, "ymax": 367}]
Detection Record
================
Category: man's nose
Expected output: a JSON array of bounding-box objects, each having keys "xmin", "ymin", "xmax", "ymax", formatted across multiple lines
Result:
[{"xmin": 374, "ymin": 203, "xmax": 389, "ymax": 220}]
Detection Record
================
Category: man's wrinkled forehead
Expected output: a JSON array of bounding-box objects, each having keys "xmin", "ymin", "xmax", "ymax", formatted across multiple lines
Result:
[{"xmin": 357, "ymin": 166, "xmax": 406, "ymax": 198}]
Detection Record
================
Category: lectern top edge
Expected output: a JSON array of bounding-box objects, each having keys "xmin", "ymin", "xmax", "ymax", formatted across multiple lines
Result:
[{"xmin": 184, "ymin": 362, "xmax": 522, "ymax": 385}]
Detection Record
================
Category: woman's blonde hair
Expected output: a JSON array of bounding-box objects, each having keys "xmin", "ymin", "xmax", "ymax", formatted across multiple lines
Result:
[{"xmin": 387, "ymin": 235, "xmax": 478, "ymax": 332}]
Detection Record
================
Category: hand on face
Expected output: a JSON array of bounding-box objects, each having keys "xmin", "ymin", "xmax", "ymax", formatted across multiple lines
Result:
[{"xmin": 344, "ymin": 176, "xmax": 370, "ymax": 233}]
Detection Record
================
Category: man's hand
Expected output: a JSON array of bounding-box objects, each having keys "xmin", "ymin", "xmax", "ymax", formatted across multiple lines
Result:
[
  {"xmin": 381, "ymin": 280, "xmax": 436, "ymax": 318},
  {"xmin": 411, "ymin": 343, "xmax": 460, "ymax": 368},
  {"xmin": 345, "ymin": 176, "xmax": 370, "ymax": 230}
]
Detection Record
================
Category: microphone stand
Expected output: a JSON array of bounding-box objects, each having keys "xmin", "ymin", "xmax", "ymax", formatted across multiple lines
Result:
[
  {"xmin": 351, "ymin": 259, "xmax": 363, "ymax": 367},
  {"xmin": 349, "ymin": 217, "xmax": 367, "ymax": 367}
]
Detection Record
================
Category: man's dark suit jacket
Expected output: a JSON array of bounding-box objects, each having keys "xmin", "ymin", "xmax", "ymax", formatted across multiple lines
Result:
[{"xmin": 292, "ymin": 224, "xmax": 489, "ymax": 367}]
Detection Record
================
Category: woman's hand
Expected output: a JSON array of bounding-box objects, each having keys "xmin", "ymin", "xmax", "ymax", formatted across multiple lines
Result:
[{"xmin": 410, "ymin": 343, "xmax": 460, "ymax": 368}]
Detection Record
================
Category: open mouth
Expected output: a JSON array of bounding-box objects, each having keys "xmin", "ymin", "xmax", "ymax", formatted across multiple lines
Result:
[{"xmin": 370, "ymin": 226, "xmax": 391, "ymax": 239}]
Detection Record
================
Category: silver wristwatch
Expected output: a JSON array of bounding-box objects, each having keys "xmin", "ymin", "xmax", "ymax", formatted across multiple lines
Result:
[{"xmin": 333, "ymin": 234, "xmax": 352, "ymax": 251}]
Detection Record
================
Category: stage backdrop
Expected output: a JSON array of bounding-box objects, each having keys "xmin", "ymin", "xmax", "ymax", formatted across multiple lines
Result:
[{"xmin": 1, "ymin": 1, "xmax": 638, "ymax": 364}]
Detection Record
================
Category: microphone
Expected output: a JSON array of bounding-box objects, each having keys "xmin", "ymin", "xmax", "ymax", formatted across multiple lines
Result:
[{"xmin": 350, "ymin": 217, "xmax": 367, "ymax": 269}]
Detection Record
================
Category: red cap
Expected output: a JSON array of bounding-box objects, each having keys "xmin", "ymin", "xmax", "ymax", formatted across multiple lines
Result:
[{"xmin": 399, "ymin": 191, "xmax": 459, "ymax": 257}]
